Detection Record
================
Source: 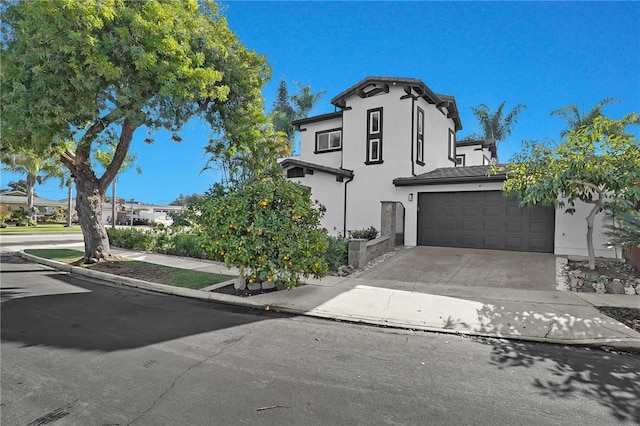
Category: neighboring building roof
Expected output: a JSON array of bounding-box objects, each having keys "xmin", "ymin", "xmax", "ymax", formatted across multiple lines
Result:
[
  {"xmin": 457, "ymin": 138, "xmax": 498, "ymax": 158},
  {"xmin": 292, "ymin": 111, "xmax": 343, "ymax": 128},
  {"xmin": 393, "ymin": 165, "xmax": 506, "ymax": 186},
  {"xmin": 280, "ymin": 158, "xmax": 354, "ymax": 178},
  {"xmin": 0, "ymin": 193, "xmax": 69, "ymax": 207},
  {"xmin": 330, "ymin": 76, "xmax": 462, "ymax": 131}
]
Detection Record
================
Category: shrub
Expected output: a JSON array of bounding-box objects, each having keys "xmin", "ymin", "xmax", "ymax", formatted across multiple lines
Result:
[
  {"xmin": 350, "ymin": 226, "xmax": 378, "ymax": 240},
  {"xmin": 324, "ymin": 235, "xmax": 348, "ymax": 270},
  {"xmin": 107, "ymin": 228, "xmax": 156, "ymax": 251},
  {"xmin": 193, "ymin": 175, "xmax": 329, "ymax": 289}
]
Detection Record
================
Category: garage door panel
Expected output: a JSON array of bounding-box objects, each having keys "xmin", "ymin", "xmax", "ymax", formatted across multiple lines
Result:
[
  {"xmin": 506, "ymin": 221, "xmax": 523, "ymax": 232},
  {"xmin": 484, "ymin": 221, "xmax": 500, "ymax": 231},
  {"xmin": 482, "ymin": 236, "xmax": 500, "ymax": 248},
  {"xmin": 483, "ymin": 206, "xmax": 500, "ymax": 216},
  {"xmin": 506, "ymin": 206, "xmax": 524, "ymax": 217},
  {"xmin": 505, "ymin": 237, "xmax": 524, "ymax": 249},
  {"xmin": 418, "ymin": 191, "xmax": 554, "ymax": 253},
  {"xmin": 529, "ymin": 238, "xmax": 550, "ymax": 251}
]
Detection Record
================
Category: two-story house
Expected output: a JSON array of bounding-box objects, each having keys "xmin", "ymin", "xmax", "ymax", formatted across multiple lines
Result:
[{"xmin": 281, "ymin": 76, "xmax": 619, "ymax": 258}]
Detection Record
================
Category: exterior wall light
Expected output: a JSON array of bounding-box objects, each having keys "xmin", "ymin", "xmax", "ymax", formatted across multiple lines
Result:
[{"xmin": 408, "ymin": 193, "xmax": 413, "ymax": 202}]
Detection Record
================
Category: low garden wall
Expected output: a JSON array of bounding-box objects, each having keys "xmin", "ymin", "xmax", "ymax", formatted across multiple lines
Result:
[{"xmin": 348, "ymin": 236, "xmax": 393, "ymax": 269}]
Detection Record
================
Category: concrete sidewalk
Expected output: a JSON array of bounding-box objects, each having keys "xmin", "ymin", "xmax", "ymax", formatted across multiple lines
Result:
[{"xmin": 19, "ymin": 249, "xmax": 640, "ymax": 352}]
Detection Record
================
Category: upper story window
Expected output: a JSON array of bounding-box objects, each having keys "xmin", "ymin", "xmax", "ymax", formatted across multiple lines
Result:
[
  {"xmin": 315, "ymin": 128, "xmax": 342, "ymax": 153},
  {"xmin": 455, "ymin": 154, "xmax": 465, "ymax": 167},
  {"xmin": 416, "ymin": 107, "xmax": 425, "ymax": 165},
  {"xmin": 366, "ymin": 107, "xmax": 383, "ymax": 164},
  {"xmin": 448, "ymin": 129, "xmax": 456, "ymax": 163}
]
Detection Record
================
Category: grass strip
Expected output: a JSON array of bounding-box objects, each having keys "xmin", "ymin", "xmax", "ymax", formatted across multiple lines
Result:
[
  {"xmin": 25, "ymin": 248, "xmax": 235, "ymax": 290},
  {"xmin": 1, "ymin": 224, "xmax": 82, "ymax": 234}
]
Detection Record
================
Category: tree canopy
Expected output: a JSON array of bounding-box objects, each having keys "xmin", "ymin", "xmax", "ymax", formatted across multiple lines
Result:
[
  {"xmin": 499, "ymin": 110, "xmax": 640, "ymax": 269},
  {"xmin": 1, "ymin": 0, "xmax": 269, "ymax": 262}
]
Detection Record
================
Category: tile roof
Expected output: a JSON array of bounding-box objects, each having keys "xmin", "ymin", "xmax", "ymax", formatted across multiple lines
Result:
[
  {"xmin": 279, "ymin": 158, "xmax": 354, "ymax": 178},
  {"xmin": 393, "ymin": 165, "xmax": 506, "ymax": 186}
]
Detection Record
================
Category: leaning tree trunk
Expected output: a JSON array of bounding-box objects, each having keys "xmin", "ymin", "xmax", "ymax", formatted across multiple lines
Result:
[
  {"xmin": 585, "ymin": 200, "xmax": 603, "ymax": 271},
  {"xmin": 75, "ymin": 171, "xmax": 114, "ymax": 263}
]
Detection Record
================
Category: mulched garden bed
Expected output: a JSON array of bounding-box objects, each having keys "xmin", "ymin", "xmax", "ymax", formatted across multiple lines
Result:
[{"xmin": 596, "ymin": 307, "xmax": 640, "ymax": 333}]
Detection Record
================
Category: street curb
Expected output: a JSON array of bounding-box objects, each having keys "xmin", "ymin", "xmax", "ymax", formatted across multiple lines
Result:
[{"xmin": 18, "ymin": 251, "xmax": 640, "ymax": 353}]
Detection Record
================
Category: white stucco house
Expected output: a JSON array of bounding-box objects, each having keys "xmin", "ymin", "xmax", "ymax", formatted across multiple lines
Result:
[{"xmin": 281, "ymin": 76, "xmax": 619, "ymax": 259}]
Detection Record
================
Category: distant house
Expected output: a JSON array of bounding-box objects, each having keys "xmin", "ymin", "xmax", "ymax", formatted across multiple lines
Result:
[
  {"xmin": 0, "ymin": 190, "xmax": 70, "ymax": 216},
  {"xmin": 281, "ymin": 76, "xmax": 618, "ymax": 258},
  {"xmin": 0, "ymin": 191, "xmax": 182, "ymax": 226}
]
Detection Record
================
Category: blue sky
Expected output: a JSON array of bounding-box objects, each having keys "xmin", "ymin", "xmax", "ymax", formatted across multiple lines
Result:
[{"xmin": 3, "ymin": 1, "xmax": 639, "ymax": 205}]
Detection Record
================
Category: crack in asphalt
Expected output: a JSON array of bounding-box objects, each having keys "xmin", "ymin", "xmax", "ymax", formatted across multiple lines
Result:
[{"xmin": 126, "ymin": 328, "xmax": 253, "ymax": 426}]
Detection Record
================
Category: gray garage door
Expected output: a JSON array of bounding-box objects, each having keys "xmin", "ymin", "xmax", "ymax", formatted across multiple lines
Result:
[{"xmin": 417, "ymin": 191, "xmax": 554, "ymax": 253}]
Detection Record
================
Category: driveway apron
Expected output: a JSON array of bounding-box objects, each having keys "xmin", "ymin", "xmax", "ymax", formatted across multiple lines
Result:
[{"xmin": 357, "ymin": 246, "xmax": 557, "ymax": 291}]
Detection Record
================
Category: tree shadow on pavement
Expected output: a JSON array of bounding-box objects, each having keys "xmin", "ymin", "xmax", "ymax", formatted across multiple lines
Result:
[
  {"xmin": 468, "ymin": 302, "xmax": 640, "ymax": 424},
  {"xmin": 1, "ymin": 273, "xmax": 289, "ymax": 353},
  {"xmin": 479, "ymin": 337, "xmax": 640, "ymax": 423}
]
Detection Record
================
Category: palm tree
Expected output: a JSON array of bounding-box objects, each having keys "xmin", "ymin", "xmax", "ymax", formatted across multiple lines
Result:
[
  {"xmin": 1, "ymin": 151, "xmax": 65, "ymax": 221},
  {"xmin": 550, "ymin": 97, "xmax": 618, "ymax": 136},
  {"xmin": 469, "ymin": 101, "xmax": 526, "ymax": 157},
  {"xmin": 290, "ymin": 82, "xmax": 327, "ymax": 119}
]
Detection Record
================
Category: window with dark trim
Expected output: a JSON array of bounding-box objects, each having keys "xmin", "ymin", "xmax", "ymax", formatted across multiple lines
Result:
[
  {"xmin": 315, "ymin": 128, "xmax": 342, "ymax": 153},
  {"xmin": 448, "ymin": 129, "xmax": 456, "ymax": 163},
  {"xmin": 366, "ymin": 107, "xmax": 383, "ymax": 164},
  {"xmin": 455, "ymin": 154, "xmax": 465, "ymax": 166},
  {"xmin": 286, "ymin": 167, "xmax": 305, "ymax": 178},
  {"xmin": 416, "ymin": 107, "xmax": 425, "ymax": 165}
]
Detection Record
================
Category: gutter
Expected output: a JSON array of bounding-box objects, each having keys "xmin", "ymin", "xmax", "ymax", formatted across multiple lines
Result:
[{"xmin": 393, "ymin": 173, "xmax": 506, "ymax": 187}]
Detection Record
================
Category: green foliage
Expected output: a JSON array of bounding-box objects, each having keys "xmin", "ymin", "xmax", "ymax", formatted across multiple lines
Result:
[
  {"xmin": 604, "ymin": 211, "xmax": 640, "ymax": 248},
  {"xmin": 350, "ymin": 226, "xmax": 379, "ymax": 240},
  {"xmin": 2, "ymin": 0, "xmax": 269, "ymax": 260},
  {"xmin": 500, "ymin": 114, "xmax": 640, "ymax": 212},
  {"xmin": 192, "ymin": 175, "xmax": 329, "ymax": 289},
  {"xmin": 324, "ymin": 235, "xmax": 348, "ymax": 270},
  {"xmin": 270, "ymin": 79, "xmax": 326, "ymax": 152},
  {"xmin": 0, "ymin": 208, "xmax": 12, "ymax": 224},
  {"xmin": 498, "ymin": 108, "xmax": 640, "ymax": 269},
  {"xmin": 550, "ymin": 97, "xmax": 618, "ymax": 138},
  {"xmin": 106, "ymin": 227, "xmax": 207, "ymax": 259}
]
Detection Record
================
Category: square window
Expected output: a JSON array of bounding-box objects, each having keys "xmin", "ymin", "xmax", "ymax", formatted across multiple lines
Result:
[{"xmin": 315, "ymin": 129, "xmax": 341, "ymax": 152}]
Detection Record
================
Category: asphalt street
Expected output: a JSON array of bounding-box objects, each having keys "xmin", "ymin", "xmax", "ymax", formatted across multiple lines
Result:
[{"xmin": 2, "ymin": 252, "xmax": 639, "ymax": 425}]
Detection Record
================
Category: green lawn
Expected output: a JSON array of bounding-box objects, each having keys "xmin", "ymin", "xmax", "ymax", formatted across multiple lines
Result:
[
  {"xmin": 1, "ymin": 224, "xmax": 82, "ymax": 234},
  {"xmin": 25, "ymin": 248, "xmax": 235, "ymax": 290}
]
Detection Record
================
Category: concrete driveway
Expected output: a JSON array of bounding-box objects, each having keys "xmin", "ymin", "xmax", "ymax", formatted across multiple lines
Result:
[{"xmin": 357, "ymin": 246, "xmax": 558, "ymax": 291}]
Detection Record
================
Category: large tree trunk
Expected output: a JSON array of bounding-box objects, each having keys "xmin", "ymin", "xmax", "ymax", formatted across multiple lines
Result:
[
  {"xmin": 75, "ymin": 169, "xmax": 114, "ymax": 263},
  {"xmin": 585, "ymin": 200, "xmax": 602, "ymax": 270}
]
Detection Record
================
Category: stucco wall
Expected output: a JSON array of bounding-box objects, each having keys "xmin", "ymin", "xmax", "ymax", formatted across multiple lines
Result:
[
  {"xmin": 416, "ymin": 97, "xmax": 457, "ymax": 172},
  {"xmin": 289, "ymin": 172, "xmax": 345, "ymax": 236},
  {"xmin": 455, "ymin": 145, "xmax": 490, "ymax": 166},
  {"xmin": 297, "ymin": 116, "xmax": 343, "ymax": 169},
  {"xmin": 554, "ymin": 200, "xmax": 620, "ymax": 259}
]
